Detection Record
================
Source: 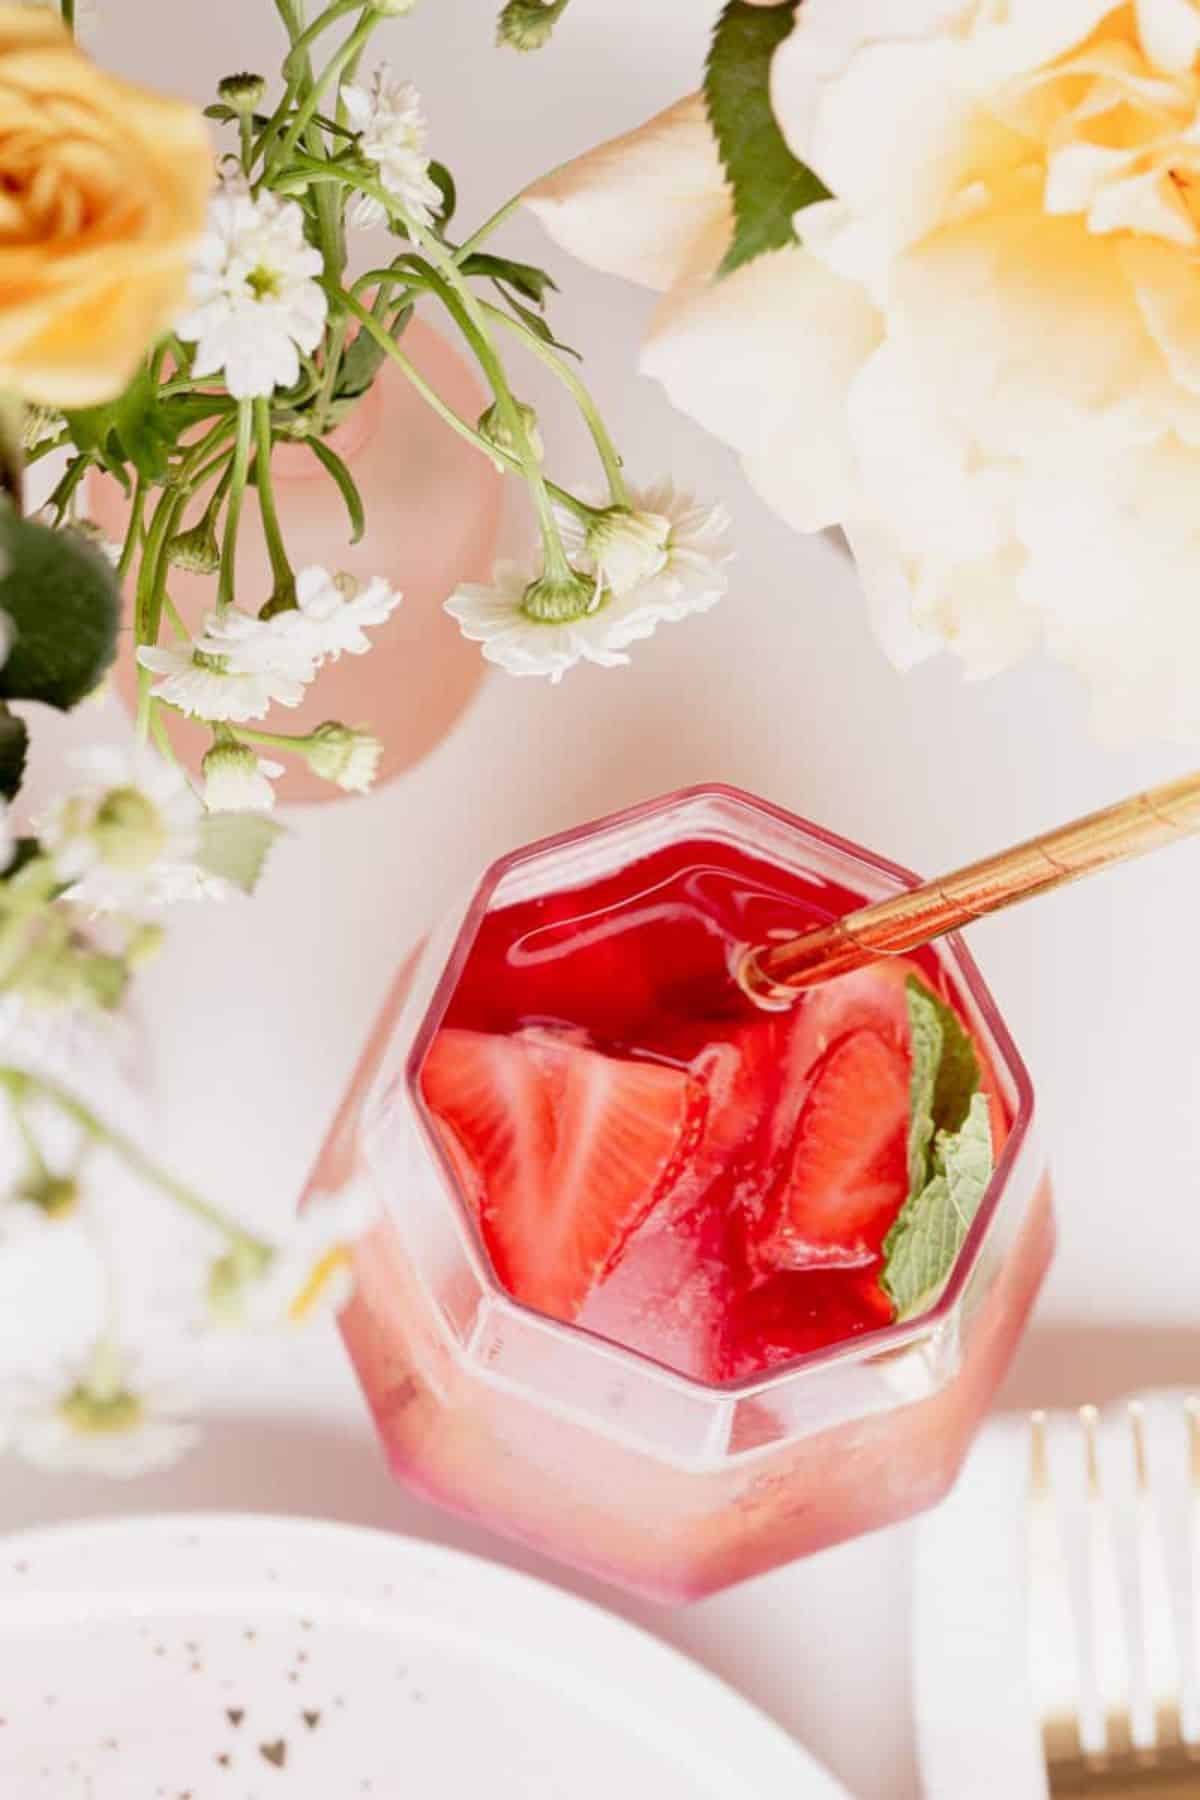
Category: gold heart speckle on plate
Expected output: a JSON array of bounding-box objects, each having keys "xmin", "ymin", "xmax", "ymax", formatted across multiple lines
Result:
[{"xmin": 0, "ymin": 1514, "xmax": 847, "ymax": 1799}]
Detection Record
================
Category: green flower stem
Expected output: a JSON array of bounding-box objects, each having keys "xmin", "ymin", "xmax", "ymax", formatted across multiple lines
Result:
[
  {"xmin": 0, "ymin": 1067, "xmax": 273, "ymax": 1255},
  {"xmin": 149, "ymin": 707, "xmax": 178, "ymax": 766},
  {"xmin": 273, "ymin": 9, "xmax": 375, "ymax": 173},
  {"xmin": 252, "ymin": 398, "xmax": 293, "ymax": 596},
  {"xmin": 232, "ymin": 723, "xmax": 313, "ymax": 753},
  {"xmin": 43, "ymin": 453, "xmax": 91, "ymax": 524},
  {"xmin": 217, "ymin": 400, "xmax": 255, "ymax": 613},
  {"xmin": 481, "ymin": 298, "xmax": 629, "ymax": 505},
  {"xmin": 116, "ymin": 477, "xmax": 147, "ymax": 584},
  {"xmin": 305, "ymin": 163, "xmax": 568, "ymax": 563},
  {"xmin": 453, "ymin": 194, "xmax": 524, "ymax": 263},
  {"xmin": 321, "ymin": 283, "xmax": 596, "ymax": 520},
  {"xmin": 161, "ymin": 591, "xmax": 190, "ymax": 641},
  {"xmin": 280, "ymin": 0, "xmax": 362, "ymax": 76},
  {"xmin": 183, "ymin": 437, "xmax": 240, "ymax": 501},
  {"xmin": 134, "ymin": 488, "xmax": 186, "ymax": 742},
  {"xmin": 273, "ymin": 0, "xmax": 349, "ymax": 283},
  {"xmin": 61, "ymin": 0, "xmax": 75, "ymax": 31},
  {"xmin": 314, "ymin": 313, "xmax": 349, "ymax": 432},
  {"xmin": 9, "ymin": 1088, "xmax": 50, "ymax": 1188}
]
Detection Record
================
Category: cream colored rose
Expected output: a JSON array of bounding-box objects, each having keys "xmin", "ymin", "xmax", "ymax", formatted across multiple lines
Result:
[
  {"xmin": 527, "ymin": 0, "xmax": 1200, "ymax": 742},
  {"xmin": 0, "ymin": 5, "xmax": 211, "ymax": 408}
]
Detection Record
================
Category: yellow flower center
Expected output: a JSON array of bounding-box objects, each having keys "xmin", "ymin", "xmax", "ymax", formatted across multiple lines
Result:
[
  {"xmin": 59, "ymin": 1383, "xmax": 143, "ymax": 1437},
  {"xmin": 246, "ymin": 263, "xmax": 282, "ymax": 301}
]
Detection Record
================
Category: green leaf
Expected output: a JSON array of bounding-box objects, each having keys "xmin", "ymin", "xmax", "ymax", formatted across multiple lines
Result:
[
  {"xmin": 0, "ymin": 703, "xmax": 28, "ymax": 800},
  {"xmin": 334, "ymin": 328, "xmax": 389, "ymax": 402},
  {"xmin": 0, "ymin": 517, "xmax": 119, "ymax": 711},
  {"xmin": 497, "ymin": 288, "xmax": 580, "ymax": 359},
  {"xmin": 460, "ymin": 252, "xmax": 558, "ymax": 307},
  {"xmin": 196, "ymin": 813, "xmax": 284, "ymax": 896},
  {"xmin": 67, "ymin": 362, "xmax": 185, "ymax": 486},
  {"xmin": 306, "ymin": 437, "xmax": 366, "ymax": 544},
  {"xmin": 905, "ymin": 978, "xmax": 943, "ymax": 1201},
  {"xmin": 881, "ymin": 1092, "xmax": 994, "ymax": 1320},
  {"xmin": 904, "ymin": 976, "xmax": 981, "ymax": 1194},
  {"xmin": 704, "ymin": 0, "xmax": 831, "ymax": 277},
  {"xmin": 428, "ymin": 161, "xmax": 457, "ymax": 227},
  {"xmin": 112, "ymin": 364, "xmax": 177, "ymax": 483}
]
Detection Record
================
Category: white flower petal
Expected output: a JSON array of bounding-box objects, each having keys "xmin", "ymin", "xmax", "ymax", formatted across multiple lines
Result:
[
  {"xmin": 525, "ymin": 94, "xmax": 732, "ymax": 291},
  {"xmin": 643, "ymin": 247, "xmax": 881, "ymax": 532}
]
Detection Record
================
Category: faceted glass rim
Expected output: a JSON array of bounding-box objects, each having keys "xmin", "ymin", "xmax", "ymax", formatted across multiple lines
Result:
[{"xmin": 406, "ymin": 782, "xmax": 1037, "ymax": 1400}]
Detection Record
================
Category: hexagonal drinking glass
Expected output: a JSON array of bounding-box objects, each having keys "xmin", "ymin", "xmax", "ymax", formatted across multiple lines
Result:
[{"xmin": 304, "ymin": 786, "xmax": 1051, "ymax": 1604}]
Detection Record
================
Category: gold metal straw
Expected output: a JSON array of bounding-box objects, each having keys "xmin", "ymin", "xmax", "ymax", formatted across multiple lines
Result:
[{"xmin": 738, "ymin": 769, "xmax": 1200, "ymax": 1006}]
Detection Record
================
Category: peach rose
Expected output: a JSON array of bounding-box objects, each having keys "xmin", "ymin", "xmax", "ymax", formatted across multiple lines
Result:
[
  {"xmin": 527, "ymin": 0, "xmax": 1200, "ymax": 743},
  {"xmin": 0, "ymin": 4, "xmax": 210, "ymax": 407}
]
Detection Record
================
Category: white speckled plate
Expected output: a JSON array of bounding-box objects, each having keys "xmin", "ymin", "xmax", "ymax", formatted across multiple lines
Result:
[{"xmin": 0, "ymin": 1514, "xmax": 848, "ymax": 1799}]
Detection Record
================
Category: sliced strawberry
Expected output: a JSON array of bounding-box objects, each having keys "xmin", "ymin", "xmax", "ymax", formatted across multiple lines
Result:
[
  {"xmin": 717, "ymin": 1267, "xmax": 894, "ymax": 1381},
  {"xmin": 420, "ymin": 1027, "xmax": 700, "ymax": 1322},
  {"xmin": 754, "ymin": 1026, "xmax": 910, "ymax": 1273}
]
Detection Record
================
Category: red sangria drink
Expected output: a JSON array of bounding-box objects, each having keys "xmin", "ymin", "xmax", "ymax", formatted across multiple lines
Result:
[{"xmin": 310, "ymin": 787, "xmax": 1050, "ymax": 1603}]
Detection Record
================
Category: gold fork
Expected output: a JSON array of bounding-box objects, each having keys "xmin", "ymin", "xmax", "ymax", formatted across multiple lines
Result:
[{"xmin": 1029, "ymin": 1401, "xmax": 1200, "ymax": 1797}]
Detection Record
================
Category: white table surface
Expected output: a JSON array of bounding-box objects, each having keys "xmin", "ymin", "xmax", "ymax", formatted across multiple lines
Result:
[{"xmin": 4, "ymin": 6, "xmax": 1200, "ymax": 1798}]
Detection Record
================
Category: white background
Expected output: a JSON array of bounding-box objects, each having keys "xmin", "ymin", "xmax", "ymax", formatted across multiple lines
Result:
[{"xmin": 3, "ymin": 5, "xmax": 1199, "ymax": 1797}]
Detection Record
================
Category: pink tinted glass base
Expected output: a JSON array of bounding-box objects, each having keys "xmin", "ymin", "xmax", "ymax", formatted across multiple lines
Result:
[
  {"xmin": 90, "ymin": 320, "xmax": 502, "ymax": 804},
  {"xmin": 307, "ymin": 946, "xmax": 1053, "ymax": 1607}
]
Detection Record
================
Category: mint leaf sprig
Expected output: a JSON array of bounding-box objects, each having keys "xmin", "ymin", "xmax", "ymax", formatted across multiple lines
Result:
[{"xmin": 881, "ymin": 978, "xmax": 995, "ymax": 1321}]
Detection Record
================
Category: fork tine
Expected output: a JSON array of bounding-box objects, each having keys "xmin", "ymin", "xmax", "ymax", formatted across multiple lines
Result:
[
  {"xmin": 1030, "ymin": 1409, "xmax": 1085, "ymax": 1766},
  {"xmin": 1127, "ymin": 1402, "xmax": 1183, "ymax": 1758},
  {"xmin": 1187, "ymin": 1398, "xmax": 1200, "ymax": 1747},
  {"xmin": 1081, "ymin": 1404, "xmax": 1135, "ymax": 1764}
]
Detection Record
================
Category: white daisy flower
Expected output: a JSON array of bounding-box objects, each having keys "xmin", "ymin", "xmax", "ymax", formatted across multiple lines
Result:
[
  {"xmin": 342, "ymin": 66, "xmax": 441, "ymax": 231},
  {"xmin": 558, "ymin": 480, "xmax": 732, "ymax": 615},
  {"xmin": 176, "ymin": 185, "xmax": 327, "ymax": 400},
  {"xmin": 207, "ymin": 1183, "xmax": 378, "ymax": 1331},
  {"xmin": 445, "ymin": 553, "xmax": 706, "ymax": 683},
  {"xmin": 201, "ymin": 742, "xmax": 284, "ymax": 813},
  {"xmin": 558, "ymin": 501, "xmax": 670, "ymax": 596},
  {"xmin": 293, "ymin": 565, "xmax": 402, "ymax": 659},
  {"xmin": 138, "ymin": 606, "xmax": 319, "ymax": 722},
  {"xmin": 39, "ymin": 746, "xmax": 208, "ymax": 913},
  {"xmin": 202, "ymin": 604, "xmax": 322, "ymax": 683},
  {"xmin": 305, "ymin": 722, "xmax": 383, "ymax": 793},
  {"xmin": 1, "ymin": 1347, "xmax": 200, "ymax": 1479}
]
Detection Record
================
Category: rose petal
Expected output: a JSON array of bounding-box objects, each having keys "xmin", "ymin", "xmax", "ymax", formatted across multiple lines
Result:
[
  {"xmin": 524, "ymin": 94, "xmax": 731, "ymax": 291},
  {"xmin": 641, "ymin": 245, "xmax": 881, "ymax": 532}
]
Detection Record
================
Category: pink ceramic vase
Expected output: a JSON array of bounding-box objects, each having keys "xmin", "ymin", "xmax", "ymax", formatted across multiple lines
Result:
[{"xmin": 90, "ymin": 320, "xmax": 502, "ymax": 804}]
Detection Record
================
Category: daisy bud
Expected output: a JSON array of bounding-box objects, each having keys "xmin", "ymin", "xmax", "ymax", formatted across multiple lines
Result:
[
  {"xmin": 521, "ymin": 565, "xmax": 594, "ymax": 622},
  {"xmin": 76, "ymin": 951, "xmax": 130, "ymax": 1011},
  {"xmin": 91, "ymin": 787, "xmax": 168, "ymax": 873},
  {"xmin": 207, "ymin": 1237, "xmax": 273, "ymax": 1325},
  {"xmin": 585, "ymin": 505, "xmax": 670, "ymax": 596},
  {"xmin": 218, "ymin": 71, "xmax": 266, "ymax": 115},
  {"xmin": 304, "ymin": 722, "xmax": 383, "ymax": 793},
  {"xmin": 201, "ymin": 741, "xmax": 282, "ymax": 813},
  {"xmin": 477, "ymin": 400, "xmax": 543, "ymax": 472},
  {"xmin": 166, "ymin": 513, "xmax": 221, "ymax": 575},
  {"xmin": 18, "ymin": 1174, "xmax": 81, "ymax": 1220},
  {"xmin": 497, "ymin": 0, "xmax": 568, "ymax": 51}
]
